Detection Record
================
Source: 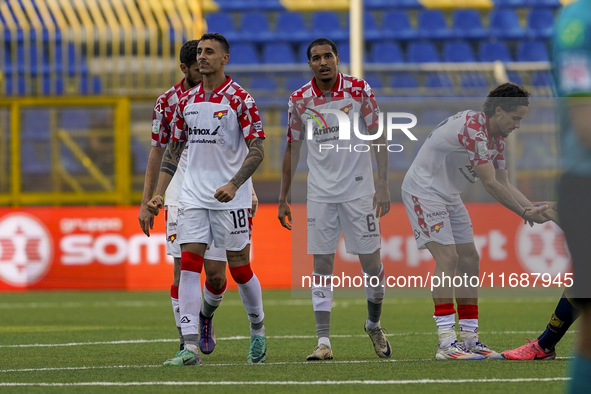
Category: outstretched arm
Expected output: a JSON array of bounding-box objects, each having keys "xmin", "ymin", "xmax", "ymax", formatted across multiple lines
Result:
[
  {"xmin": 147, "ymin": 140, "xmax": 186, "ymax": 215},
  {"xmin": 474, "ymin": 163, "xmax": 549, "ymax": 224},
  {"xmin": 214, "ymin": 137, "xmax": 264, "ymax": 203},
  {"xmin": 278, "ymin": 140, "xmax": 302, "ymax": 230}
]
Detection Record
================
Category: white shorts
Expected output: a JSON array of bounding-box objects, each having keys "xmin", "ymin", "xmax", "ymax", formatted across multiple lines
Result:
[
  {"xmin": 165, "ymin": 205, "xmax": 227, "ymax": 261},
  {"xmin": 177, "ymin": 206, "xmax": 251, "ymax": 252},
  {"xmin": 307, "ymin": 195, "xmax": 381, "ymax": 255},
  {"xmin": 401, "ymin": 190, "xmax": 474, "ymax": 250}
]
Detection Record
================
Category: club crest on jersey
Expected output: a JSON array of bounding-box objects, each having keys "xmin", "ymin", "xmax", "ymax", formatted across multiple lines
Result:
[
  {"xmin": 430, "ymin": 222, "xmax": 444, "ymax": 233},
  {"xmin": 213, "ymin": 110, "xmax": 228, "ymax": 119},
  {"xmin": 340, "ymin": 103, "xmax": 353, "ymax": 114}
]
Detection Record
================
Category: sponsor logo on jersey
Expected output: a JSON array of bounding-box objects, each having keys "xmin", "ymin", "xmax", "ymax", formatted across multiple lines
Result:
[
  {"xmin": 230, "ymin": 229, "xmax": 249, "ymax": 235},
  {"xmin": 213, "ymin": 110, "xmax": 228, "ymax": 119},
  {"xmin": 154, "ymin": 103, "xmax": 163, "ymax": 113},
  {"xmin": 167, "ymin": 234, "xmax": 177, "ymax": 243},
  {"xmin": 430, "ymin": 222, "xmax": 444, "ymax": 233},
  {"xmin": 151, "ymin": 119, "xmax": 160, "ymax": 134}
]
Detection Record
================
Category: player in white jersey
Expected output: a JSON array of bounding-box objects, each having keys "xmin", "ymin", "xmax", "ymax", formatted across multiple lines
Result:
[
  {"xmin": 278, "ymin": 38, "xmax": 392, "ymax": 361},
  {"xmin": 139, "ymin": 40, "xmax": 234, "ymax": 356},
  {"xmin": 401, "ymin": 83, "xmax": 549, "ymax": 360},
  {"xmin": 147, "ymin": 33, "xmax": 267, "ymax": 366}
]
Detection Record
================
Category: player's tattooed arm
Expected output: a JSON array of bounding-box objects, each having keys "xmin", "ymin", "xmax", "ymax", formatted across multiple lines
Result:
[
  {"xmin": 160, "ymin": 140, "xmax": 186, "ymax": 177},
  {"xmin": 230, "ymin": 137, "xmax": 265, "ymax": 189},
  {"xmin": 215, "ymin": 138, "xmax": 264, "ymax": 203},
  {"xmin": 369, "ymin": 126, "xmax": 390, "ymax": 218},
  {"xmin": 147, "ymin": 140, "xmax": 186, "ymax": 215}
]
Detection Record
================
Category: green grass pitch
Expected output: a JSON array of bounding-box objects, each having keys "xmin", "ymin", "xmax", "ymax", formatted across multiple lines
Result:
[{"xmin": 0, "ymin": 290, "xmax": 574, "ymax": 393}]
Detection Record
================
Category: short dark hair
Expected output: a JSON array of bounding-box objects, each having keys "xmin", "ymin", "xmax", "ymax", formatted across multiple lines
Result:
[
  {"xmin": 200, "ymin": 32, "xmax": 230, "ymax": 54},
  {"xmin": 180, "ymin": 40, "xmax": 199, "ymax": 67},
  {"xmin": 482, "ymin": 83, "xmax": 530, "ymax": 116},
  {"xmin": 306, "ymin": 38, "xmax": 338, "ymax": 61}
]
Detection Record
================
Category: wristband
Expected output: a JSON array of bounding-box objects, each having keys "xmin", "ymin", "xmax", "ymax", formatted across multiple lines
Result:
[{"xmin": 521, "ymin": 209, "xmax": 527, "ymax": 219}]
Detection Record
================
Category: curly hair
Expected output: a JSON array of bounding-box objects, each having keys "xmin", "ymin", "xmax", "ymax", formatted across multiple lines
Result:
[
  {"xmin": 482, "ymin": 83, "xmax": 530, "ymax": 116},
  {"xmin": 180, "ymin": 40, "xmax": 199, "ymax": 67}
]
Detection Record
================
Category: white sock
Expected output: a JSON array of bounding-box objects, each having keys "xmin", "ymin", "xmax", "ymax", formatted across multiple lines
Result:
[
  {"xmin": 365, "ymin": 319, "xmax": 380, "ymax": 331},
  {"xmin": 459, "ymin": 319, "xmax": 479, "ymax": 348},
  {"xmin": 318, "ymin": 337, "xmax": 331, "ymax": 347},
  {"xmin": 179, "ymin": 270, "xmax": 202, "ymax": 339},
  {"xmin": 238, "ymin": 273, "xmax": 264, "ymax": 325},
  {"xmin": 202, "ymin": 283, "xmax": 226, "ymax": 317},
  {"xmin": 434, "ymin": 314, "xmax": 456, "ymax": 348},
  {"xmin": 171, "ymin": 296, "xmax": 181, "ymax": 328}
]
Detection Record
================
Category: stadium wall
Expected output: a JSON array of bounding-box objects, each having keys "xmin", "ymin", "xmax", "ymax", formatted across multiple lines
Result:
[{"xmin": 0, "ymin": 203, "xmax": 568, "ymax": 292}]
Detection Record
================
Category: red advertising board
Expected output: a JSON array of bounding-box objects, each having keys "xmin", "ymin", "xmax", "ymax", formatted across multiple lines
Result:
[{"xmin": 0, "ymin": 204, "xmax": 568, "ymax": 291}]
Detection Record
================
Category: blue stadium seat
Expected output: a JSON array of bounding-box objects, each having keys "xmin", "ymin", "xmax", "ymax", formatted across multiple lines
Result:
[
  {"xmin": 205, "ymin": 13, "xmax": 239, "ymax": 42},
  {"xmin": 364, "ymin": 12, "xmax": 383, "ymax": 41},
  {"xmin": 460, "ymin": 73, "xmax": 489, "ymax": 89},
  {"xmin": 4, "ymin": 76, "xmax": 26, "ymax": 95},
  {"xmin": 528, "ymin": 0, "xmax": 561, "ymax": 7},
  {"xmin": 443, "ymin": 41, "xmax": 476, "ymax": 63},
  {"xmin": 425, "ymin": 73, "xmax": 455, "ymax": 96},
  {"xmin": 80, "ymin": 76, "xmax": 102, "ymax": 95},
  {"xmin": 506, "ymin": 71, "xmax": 523, "ymax": 85},
  {"xmin": 285, "ymin": 76, "xmax": 310, "ymax": 93},
  {"xmin": 516, "ymin": 40, "xmax": 549, "ymax": 62},
  {"xmin": 42, "ymin": 77, "xmax": 64, "ymax": 96},
  {"xmin": 215, "ymin": 0, "xmax": 282, "ymax": 11},
  {"xmin": 335, "ymin": 41, "xmax": 350, "ymax": 63},
  {"xmin": 248, "ymin": 77, "xmax": 278, "ymax": 93},
  {"xmin": 369, "ymin": 42, "xmax": 404, "ymax": 63},
  {"xmin": 262, "ymin": 43, "xmax": 296, "ymax": 64},
  {"xmin": 55, "ymin": 43, "xmax": 87, "ymax": 76},
  {"xmin": 390, "ymin": 73, "xmax": 419, "ymax": 90},
  {"xmin": 311, "ymin": 12, "xmax": 348, "ymax": 42},
  {"xmin": 452, "ymin": 9, "xmax": 487, "ymax": 40},
  {"xmin": 238, "ymin": 12, "xmax": 274, "ymax": 43},
  {"xmin": 531, "ymin": 71, "xmax": 553, "ymax": 87},
  {"xmin": 364, "ymin": 75, "xmax": 383, "ymax": 90},
  {"xmin": 417, "ymin": 10, "xmax": 453, "ymax": 40},
  {"xmin": 493, "ymin": 0, "xmax": 528, "ymax": 7},
  {"xmin": 479, "ymin": 41, "xmax": 512, "ymax": 62},
  {"xmin": 526, "ymin": 8, "xmax": 555, "ymax": 39},
  {"xmin": 298, "ymin": 44, "xmax": 310, "ymax": 63},
  {"xmin": 365, "ymin": 0, "xmax": 422, "ymax": 8},
  {"xmin": 407, "ymin": 42, "xmax": 440, "ymax": 63},
  {"xmin": 230, "ymin": 43, "xmax": 260, "ymax": 65},
  {"xmin": 275, "ymin": 12, "xmax": 312, "ymax": 43},
  {"xmin": 489, "ymin": 10, "xmax": 524, "ymax": 39},
  {"xmin": 382, "ymin": 11, "xmax": 417, "ymax": 41}
]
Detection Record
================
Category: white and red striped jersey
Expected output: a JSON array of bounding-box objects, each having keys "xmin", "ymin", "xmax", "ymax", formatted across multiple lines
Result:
[
  {"xmin": 171, "ymin": 76, "xmax": 265, "ymax": 210},
  {"xmin": 287, "ymin": 73, "xmax": 380, "ymax": 203},
  {"xmin": 151, "ymin": 79, "xmax": 188, "ymax": 206},
  {"xmin": 402, "ymin": 110, "xmax": 506, "ymax": 204}
]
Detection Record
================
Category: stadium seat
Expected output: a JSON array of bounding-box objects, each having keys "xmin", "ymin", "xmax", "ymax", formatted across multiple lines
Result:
[
  {"xmin": 364, "ymin": 13, "xmax": 383, "ymax": 41},
  {"xmin": 443, "ymin": 41, "xmax": 476, "ymax": 63},
  {"xmin": 452, "ymin": 9, "xmax": 487, "ymax": 40},
  {"xmin": 493, "ymin": 0, "xmax": 528, "ymax": 7},
  {"xmin": 390, "ymin": 73, "xmax": 419, "ymax": 90},
  {"xmin": 365, "ymin": 0, "xmax": 422, "ymax": 8},
  {"xmin": 80, "ymin": 76, "xmax": 102, "ymax": 95},
  {"xmin": 407, "ymin": 42, "xmax": 440, "ymax": 63},
  {"xmin": 275, "ymin": 12, "xmax": 312, "ymax": 43},
  {"xmin": 215, "ymin": 0, "xmax": 282, "ymax": 11},
  {"xmin": 298, "ymin": 44, "xmax": 310, "ymax": 63},
  {"xmin": 528, "ymin": 0, "xmax": 561, "ymax": 7},
  {"xmin": 262, "ymin": 43, "xmax": 295, "ymax": 64},
  {"xmin": 369, "ymin": 42, "xmax": 404, "ymax": 64},
  {"xmin": 285, "ymin": 76, "xmax": 310, "ymax": 93},
  {"xmin": 311, "ymin": 12, "xmax": 348, "ymax": 42},
  {"xmin": 335, "ymin": 41, "xmax": 350, "ymax": 63},
  {"xmin": 531, "ymin": 71, "xmax": 553, "ymax": 87},
  {"xmin": 417, "ymin": 10, "xmax": 453, "ymax": 40},
  {"xmin": 42, "ymin": 77, "xmax": 64, "ymax": 96},
  {"xmin": 526, "ymin": 8, "xmax": 555, "ymax": 39},
  {"xmin": 238, "ymin": 12, "xmax": 274, "ymax": 43},
  {"xmin": 230, "ymin": 43, "xmax": 260, "ymax": 65},
  {"xmin": 425, "ymin": 73, "xmax": 455, "ymax": 95},
  {"xmin": 4, "ymin": 75, "xmax": 26, "ymax": 95},
  {"xmin": 479, "ymin": 41, "xmax": 512, "ymax": 62},
  {"xmin": 382, "ymin": 11, "xmax": 417, "ymax": 41},
  {"xmin": 506, "ymin": 71, "xmax": 523, "ymax": 85},
  {"xmin": 489, "ymin": 10, "xmax": 524, "ymax": 40},
  {"xmin": 248, "ymin": 77, "xmax": 278, "ymax": 93},
  {"xmin": 205, "ymin": 13, "xmax": 239, "ymax": 42},
  {"xmin": 460, "ymin": 73, "xmax": 489, "ymax": 90},
  {"xmin": 516, "ymin": 40, "xmax": 549, "ymax": 62},
  {"xmin": 364, "ymin": 75, "xmax": 383, "ymax": 90}
]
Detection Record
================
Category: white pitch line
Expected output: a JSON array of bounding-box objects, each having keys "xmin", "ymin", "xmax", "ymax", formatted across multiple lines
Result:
[
  {"xmin": 0, "ymin": 330, "xmax": 575, "ymax": 349},
  {"xmin": 0, "ymin": 377, "xmax": 571, "ymax": 386},
  {"xmin": 0, "ymin": 359, "xmax": 432, "ymax": 374}
]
